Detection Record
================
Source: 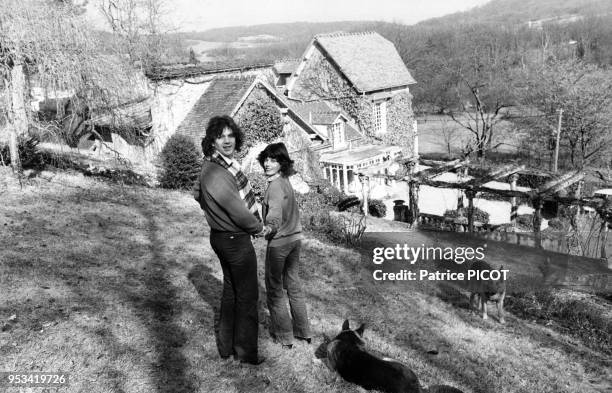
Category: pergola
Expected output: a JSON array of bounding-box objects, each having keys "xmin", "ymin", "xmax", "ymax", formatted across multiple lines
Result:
[{"xmin": 369, "ymin": 158, "xmax": 612, "ymax": 252}]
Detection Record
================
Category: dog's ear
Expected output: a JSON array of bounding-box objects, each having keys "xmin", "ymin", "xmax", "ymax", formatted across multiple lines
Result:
[
  {"xmin": 355, "ymin": 323, "xmax": 365, "ymax": 337},
  {"xmin": 342, "ymin": 319, "xmax": 350, "ymax": 331}
]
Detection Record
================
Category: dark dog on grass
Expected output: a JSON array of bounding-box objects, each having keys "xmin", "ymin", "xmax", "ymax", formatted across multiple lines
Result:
[
  {"xmin": 317, "ymin": 320, "xmax": 465, "ymax": 393},
  {"xmin": 467, "ymin": 260, "xmax": 506, "ymax": 323},
  {"xmin": 320, "ymin": 319, "xmax": 421, "ymax": 393}
]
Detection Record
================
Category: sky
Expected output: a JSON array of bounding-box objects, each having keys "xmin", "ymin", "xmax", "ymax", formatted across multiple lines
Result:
[{"xmin": 87, "ymin": 0, "xmax": 492, "ymax": 32}]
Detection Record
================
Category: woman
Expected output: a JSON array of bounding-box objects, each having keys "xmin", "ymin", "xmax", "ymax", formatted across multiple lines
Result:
[{"xmin": 258, "ymin": 142, "xmax": 311, "ymax": 349}]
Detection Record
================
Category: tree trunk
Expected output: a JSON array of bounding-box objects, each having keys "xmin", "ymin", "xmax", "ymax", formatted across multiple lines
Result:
[{"xmin": 8, "ymin": 62, "xmax": 29, "ymax": 173}]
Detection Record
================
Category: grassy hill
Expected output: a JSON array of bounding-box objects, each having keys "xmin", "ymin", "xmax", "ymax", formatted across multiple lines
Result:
[{"xmin": 1, "ymin": 167, "xmax": 610, "ymax": 393}]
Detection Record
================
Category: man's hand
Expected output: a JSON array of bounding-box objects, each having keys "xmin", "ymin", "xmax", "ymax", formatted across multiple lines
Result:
[{"xmin": 254, "ymin": 225, "xmax": 272, "ymax": 238}]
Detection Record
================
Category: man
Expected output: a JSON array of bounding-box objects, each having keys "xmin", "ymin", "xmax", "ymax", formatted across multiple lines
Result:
[{"xmin": 194, "ymin": 115, "xmax": 269, "ymax": 365}]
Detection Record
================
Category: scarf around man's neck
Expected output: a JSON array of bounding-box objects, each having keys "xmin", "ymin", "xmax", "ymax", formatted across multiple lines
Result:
[{"xmin": 209, "ymin": 151, "xmax": 261, "ymax": 221}]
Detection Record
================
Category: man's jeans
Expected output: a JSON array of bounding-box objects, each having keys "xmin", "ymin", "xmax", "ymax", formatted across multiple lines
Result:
[
  {"xmin": 210, "ymin": 231, "xmax": 259, "ymax": 361},
  {"xmin": 265, "ymin": 240, "xmax": 311, "ymax": 345}
]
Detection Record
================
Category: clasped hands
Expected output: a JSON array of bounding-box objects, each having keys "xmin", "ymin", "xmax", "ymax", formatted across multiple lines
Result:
[{"xmin": 254, "ymin": 225, "xmax": 273, "ymax": 239}]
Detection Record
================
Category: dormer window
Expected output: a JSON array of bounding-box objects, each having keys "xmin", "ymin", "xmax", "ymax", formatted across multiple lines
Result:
[{"xmin": 373, "ymin": 100, "xmax": 387, "ymax": 134}]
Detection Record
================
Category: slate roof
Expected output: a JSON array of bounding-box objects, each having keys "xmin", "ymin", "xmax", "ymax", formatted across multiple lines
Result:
[
  {"xmin": 89, "ymin": 98, "xmax": 153, "ymax": 131},
  {"xmin": 313, "ymin": 32, "xmax": 416, "ymax": 93},
  {"xmin": 146, "ymin": 62, "xmax": 272, "ymax": 81},
  {"xmin": 175, "ymin": 77, "xmax": 256, "ymax": 144},
  {"xmin": 286, "ymin": 99, "xmax": 363, "ymax": 143},
  {"xmin": 289, "ymin": 101, "xmax": 343, "ymax": 125}
]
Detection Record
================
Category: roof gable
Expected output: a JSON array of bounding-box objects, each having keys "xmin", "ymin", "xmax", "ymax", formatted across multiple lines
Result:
[
  {"xmin": 175, "ymin": 77, "xmax": 255, "ymax": 144},
  {"xmin": 312, "ymin": 32, "xmax": 416, "ymax": 93},
  {"xmin": 289, "ymin": 101, "xmax": 345, "ymax": 125},
  {"xmin": 174, "ymin": 76, "xmax": 328, "ymax": 146}
]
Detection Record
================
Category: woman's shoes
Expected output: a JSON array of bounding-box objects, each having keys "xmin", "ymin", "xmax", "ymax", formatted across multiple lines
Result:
[
  {"xmin": 295, "ymin": 336, "xmax": 311, "ymax": 344},
  {"xmin": 282, "ymin": 344, "xmax": 293, "ymax": 349}
]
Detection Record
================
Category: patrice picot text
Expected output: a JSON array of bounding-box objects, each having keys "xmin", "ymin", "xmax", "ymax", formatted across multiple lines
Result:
[{"xmin": 370, "ymin": 244, "xmax": 508, "ymax": 282}]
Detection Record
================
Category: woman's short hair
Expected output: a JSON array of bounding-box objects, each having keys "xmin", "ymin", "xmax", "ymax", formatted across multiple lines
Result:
[
  {"xmin": 257, "ymin": 142, "xmax": 295, "ymax": 177},
  {"xmin": 201, "ymin": 115, "xmax": 245, "ymax": 157}
]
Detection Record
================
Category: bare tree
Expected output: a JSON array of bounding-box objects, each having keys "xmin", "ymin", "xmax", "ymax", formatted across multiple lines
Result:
[
  {"xmin": 99, "ymin": 0, "xmax": 175, "ymax": 68},
  {"xmin": 446, "ymin": 28, "xmax": 522, "ymax": 162},
  {"xmin": 1, "ymin": 0, "xmax": 148, "ymax": 173},
  {"xmin": 517, "ymin": 60, "xmax": 612, "ymax": 169},
  {"xmin": 439, "ymin": 117, "xmax": 458, "ymax": 156}
]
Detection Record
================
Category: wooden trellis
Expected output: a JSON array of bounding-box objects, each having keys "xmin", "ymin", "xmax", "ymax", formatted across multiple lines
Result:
[{"xmin": 374, "ymin": 158, "xmax": 611, "ymax": 253}]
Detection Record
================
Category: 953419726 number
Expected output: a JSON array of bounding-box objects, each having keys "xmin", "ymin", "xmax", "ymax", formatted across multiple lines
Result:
[{"xmin": 0, "ymin": 372, "xmax": 70, "ymax": 387}]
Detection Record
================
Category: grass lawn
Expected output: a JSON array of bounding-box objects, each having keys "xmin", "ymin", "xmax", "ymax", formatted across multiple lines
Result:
[{"xmin": 1, "ymin": 168, "xmax": 610, "ymax": 393}]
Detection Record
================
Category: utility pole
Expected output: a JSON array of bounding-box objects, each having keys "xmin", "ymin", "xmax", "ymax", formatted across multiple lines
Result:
[{"xmin": 552, "ymin": 108, "xmax": 563, "ymax": 173}]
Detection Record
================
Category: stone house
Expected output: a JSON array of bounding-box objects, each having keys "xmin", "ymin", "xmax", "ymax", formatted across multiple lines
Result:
[
  {"xmin": 281, "ymin": 31, "xmax": 417, "ymax": 193},
  {"xmin": 286, "ymin": 31, "xmax": 417, "ymax": 137}
]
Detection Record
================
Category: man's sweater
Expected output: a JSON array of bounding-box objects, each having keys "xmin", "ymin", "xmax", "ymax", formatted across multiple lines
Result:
[
  {"xmin": 195, "ymin": 160, "xmax": 263, "ymax": 235},
  {"xmin": 262, "ymin": 175, "xmax": 302, "ymax": 247}
]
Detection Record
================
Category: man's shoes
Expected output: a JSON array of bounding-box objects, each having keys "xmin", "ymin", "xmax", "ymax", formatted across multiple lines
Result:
[
  {"xmin": 239, "ymin": 355, "xmax": 266, "ymax": 365},
  {"xmin": 282, "ymin": 344, "xmax": 293, "ymax": 349},
  {"xmin": 295, "ymin": 336, "xmax": 311, "ymax": 344}
]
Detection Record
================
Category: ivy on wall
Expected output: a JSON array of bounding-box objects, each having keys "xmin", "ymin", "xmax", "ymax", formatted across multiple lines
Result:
[
  {"xmin": 294, "ymin": 49, "xmax": 375, "ymax": 137},
  {"xmin": 235, "ymin": 87, "xmax": 284, "ymax": 156},
  {"xmin": 381, "ymin": 91, "xmax": 416, "ymax": 154},
  {"xmin": 291, "ymin": 46, "xmax": 416, "ymax": 148}
]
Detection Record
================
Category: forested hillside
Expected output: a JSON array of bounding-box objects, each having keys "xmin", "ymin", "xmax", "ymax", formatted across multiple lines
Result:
[
  {"xmin": 179, "ymin": 21, "xmax": 382, "ymax": 42},
  {"xmin": 422, "ymin": 0, "xmax": 612, "ymax": 26}
]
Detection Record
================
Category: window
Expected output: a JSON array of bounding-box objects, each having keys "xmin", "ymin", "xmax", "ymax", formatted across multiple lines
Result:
[
  {"xmin": 372, "ymin": 101, "xmax": 387, "ymax": 134},
  {"xmin": 330, "ymin": 121, "xmax": 345, "ymax": 148}
]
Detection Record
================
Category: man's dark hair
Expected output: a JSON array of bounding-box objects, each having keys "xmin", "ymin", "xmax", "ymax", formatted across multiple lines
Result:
[
  {"xmin": 201, "ymin": 115, "xmax": 245, "ymax": 157},
  {"xmin": 257, "ymin": 142, "xmax": 295, "ymax": 177}
]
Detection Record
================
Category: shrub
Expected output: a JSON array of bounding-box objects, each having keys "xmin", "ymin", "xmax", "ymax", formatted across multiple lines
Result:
[
  {"xmin": 505, "ymin": 290, "xmax": 612, "ymax": 353},
  {"xmin": 443, "ymin": 206, "xmax": 489, "ymax": 224},
  {"xmin": 236, "ymin": 92, "xmax": 284, "ymax": 154},
  {"xmin": 159, "ymin": 134, "xmax": 202, "ymax": 189},
  {"xmin": 0, "ymin": 135, "xmax": 45, "ymax": 169},
  {"xmin": 368, "ymin": 199, "xmax": 387, "ymax": 218},
  {"xmin": 443, "ymin": 209, "xmax": 460, "ymax": 219},
  {"xmin": 516, "ymin": 214, "xmax": 534, "ymax": 230},
  {"xmin": 472, "ymin": 207, "xmax": 490, "ymax": 224},
  {"xmin": 247, "ymin": 171, "xmax": 267, "ymax": 201}
]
